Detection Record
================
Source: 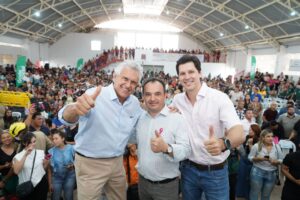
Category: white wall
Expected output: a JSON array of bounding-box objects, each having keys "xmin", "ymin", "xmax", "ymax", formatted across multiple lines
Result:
[
  {"xmin": 0, "ymin": 36, "xmax": 49, "ymax": 65},
  {"xmin": 49, "ymin": 32, "xmax": 114, "ymax": 67},
  {"xmin": 225, "ymin": 44, "xmax": 300, "ymax": 77},
  {"xmin": 178, "ymin": 33, "xmax": 205, "ymax": 50},
  {"xmin": 48, "ymin": 30, "xmax": 207, "ymax": 67}
]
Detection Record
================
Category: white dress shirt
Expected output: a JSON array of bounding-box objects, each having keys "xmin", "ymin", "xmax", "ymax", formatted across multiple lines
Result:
[
  {"xmin": 136, "ymin": 106, "xmax": 191, "ymax": 181},
  {"xmin": 172, "ymin": 82, "xmax": 241, "ymax": 165}
]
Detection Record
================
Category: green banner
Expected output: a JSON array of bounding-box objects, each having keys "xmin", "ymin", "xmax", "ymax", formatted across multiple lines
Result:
[
  {"xmin": 15, "ymin": 55, "xmax": 26, "ymax": 87},
  {"xmin": 250, "ymin": 56, "xmax": 256, "ymax": 81},
  {"xmin": 76, "ymin": 58, "xmax": 84, "ymax": 72}
]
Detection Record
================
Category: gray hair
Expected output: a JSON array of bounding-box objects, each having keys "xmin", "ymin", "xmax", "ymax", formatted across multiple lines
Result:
[{"xmin": 114, "ymin": 61, "xmax": 143, "ymax": 82}]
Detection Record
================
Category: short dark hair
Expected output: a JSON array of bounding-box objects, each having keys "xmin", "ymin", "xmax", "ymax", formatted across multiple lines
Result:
[
  {"xmin": 287, "ymin": 105, "xmax": 294, "ymax": 109},
  {"xmin": 142, "ymin": 78, "xmax": 166, "ymax": 93},
  {"xmin": 32, "ymin": 112, "xmax": 42, "ymax": 120},
  {"xmin": 244, "ymin": 108, "xmax": 253, "ymax": 114},
  {"xmin": 51, "ymin": 129, "xmax": 66, "ymax": 143},
  {"xmin": 176, "ymin": 55, "xmax": 201, "ymax": 75}
]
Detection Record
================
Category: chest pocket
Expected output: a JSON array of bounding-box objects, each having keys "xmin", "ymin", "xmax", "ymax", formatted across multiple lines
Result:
[{"xmin": 122, "ymin": 114, "xmax": 137, "ymax": 133}]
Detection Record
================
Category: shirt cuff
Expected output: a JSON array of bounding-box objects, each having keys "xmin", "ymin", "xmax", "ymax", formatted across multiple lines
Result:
[{"xmin": 58, "ymin": 105, "xmax": 78, "ymax": 126}]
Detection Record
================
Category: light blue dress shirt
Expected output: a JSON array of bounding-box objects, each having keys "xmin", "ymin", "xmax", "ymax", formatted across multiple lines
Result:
[{"xmin": 58, "ymin": 84, "xmax": 142, "ymax": 158}]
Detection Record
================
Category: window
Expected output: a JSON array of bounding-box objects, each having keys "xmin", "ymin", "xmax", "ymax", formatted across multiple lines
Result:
[{"xmin": 91, "ymin": 40, "xmax": 101, "ymax": 51}]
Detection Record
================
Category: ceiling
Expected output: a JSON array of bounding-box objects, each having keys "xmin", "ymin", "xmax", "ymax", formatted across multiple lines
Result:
[{"xmin": 0, "ymin": 0, "xmax": 300, "ymax": 50}]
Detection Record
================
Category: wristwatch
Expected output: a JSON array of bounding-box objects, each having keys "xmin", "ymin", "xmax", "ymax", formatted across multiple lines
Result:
[
  {"xmin": 221, "ymin": 138, "xmax": 231, "ymax": 152},
  {"xmin": 164, "ymin": 144, "xmax": 173, "ymax": 154}
]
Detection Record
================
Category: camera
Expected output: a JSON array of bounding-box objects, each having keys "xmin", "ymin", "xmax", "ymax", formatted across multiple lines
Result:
[{"xmin": 34, "ymin": 102, "xmax": 45, "ymax": 112}]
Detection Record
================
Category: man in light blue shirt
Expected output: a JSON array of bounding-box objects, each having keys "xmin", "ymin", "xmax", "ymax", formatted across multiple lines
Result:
[
  {"xmin": 136, "ymin": 78, "xmax": 191, "ymax": 200},
  {"xmin": 58, "ymin": 61, "xmax": 143, "ymax": 200}
]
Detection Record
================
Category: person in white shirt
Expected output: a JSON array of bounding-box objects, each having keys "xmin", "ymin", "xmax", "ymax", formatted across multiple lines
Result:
[
  {"xmin": 241, "ymin": 108, "xmax": 256, "ymax": 136},
  {"xmin": 229, "ymin": 86, "xmax": 244, "ymax": 106},
  {"xmin": 136, "ymin": 78, "xmax": 191, "ymax": 200},
  {"xmin": 13, "ymin": 132, "xmax": 49, "ymax": 200},
  {"xmin": 172, "ymin": 55, "xmax": 244, "ymax": 200}
]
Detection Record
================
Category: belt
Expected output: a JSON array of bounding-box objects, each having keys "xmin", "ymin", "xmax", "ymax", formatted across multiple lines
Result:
[
  {"xmin": 76, "ymin": 151, "xmax": 118, "ymax": 159},
  {"xmin": 186, "ymin": 160, "xmax": 226, "ymax": 171},
  {"xmin": 141, "ymin": 175, "xmax": 177, "ymax": 184},
  {"xmin": 76, "ymin": 151, "xmax": 95, "ymax": 159}
]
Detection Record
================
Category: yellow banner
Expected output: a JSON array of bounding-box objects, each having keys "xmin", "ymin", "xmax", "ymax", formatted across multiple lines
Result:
[{"xmin": 0, "ymin": 91, "xmax": 31, "ymax": 108}]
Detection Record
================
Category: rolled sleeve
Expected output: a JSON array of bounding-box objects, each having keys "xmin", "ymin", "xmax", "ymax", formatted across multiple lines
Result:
[
  {"xmin": 164, "ymin": 117, "xmax": 191, "ymax": 162},
  {"xmin": 58, "ymin": 105, "xmax": 78, "ymax": 126}
]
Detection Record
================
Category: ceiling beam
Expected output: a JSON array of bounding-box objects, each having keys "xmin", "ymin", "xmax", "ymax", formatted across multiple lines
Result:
[
  {"xmin": 99, "ymin": 0, "xmax": 111, "ymax": 21},
  {"xmin": 203, "ymin": 15, "xmax": 300, "ymax": 44},
  {"xmin": 0, "ymin": 3, "xmax": 64, "ymax": 40},
  {"xmin": 169, "ymin": 1, "xmax": 194, "ymax": 24},
  {"xmin": 0, "ymin": 22, "xmax": 54, "ymax": 42},
  {"xmin": 182, "ymin": 0, "xmax": 231, "ymax": 31},
  {"xmin": 41, "ymin": 0, "xmax": 86, "ymax": 31},
  {"xmin": 73, "ymin": 0, "xmax": 97, "ymax": 25},
  {"xmin": 191, "ymin": 0, "xmax": 280, "ymax": 48},
  {"xmin": 165, "ymin": 5, "xmax": 243, "ymax": 49}
]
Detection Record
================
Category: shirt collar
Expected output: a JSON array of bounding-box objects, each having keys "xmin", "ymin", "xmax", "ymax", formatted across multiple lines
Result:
[
  {"xmin": 197, "ymin": 82, "xmax": 208, "ymax": 98},
  {"xmin": 146, "ymin": 105, "xmax": 169, "ymax": 118}
]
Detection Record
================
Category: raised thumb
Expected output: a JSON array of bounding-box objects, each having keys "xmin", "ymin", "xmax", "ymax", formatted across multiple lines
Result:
[
  {"xmin": 90, "ymin": 86, "xmax": 101, "ymax": 100},
  {"xmin": 155, "ymin": 130, "xmax": 160, "ymax": 138}
]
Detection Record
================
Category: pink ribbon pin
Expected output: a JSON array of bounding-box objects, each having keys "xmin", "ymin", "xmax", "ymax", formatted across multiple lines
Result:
[{"xmin": 159, "ymin": 128, "xmax": 164, "ymax": 135}]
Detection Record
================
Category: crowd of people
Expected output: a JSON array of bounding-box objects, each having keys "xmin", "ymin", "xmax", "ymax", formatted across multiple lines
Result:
[
  {"xmin": 152, "ymin": 48, "xmax": 223, "ymax": 63},
  {"xmin": 0, "ymin": 53, "xmax": 300, "ymax": 200}
]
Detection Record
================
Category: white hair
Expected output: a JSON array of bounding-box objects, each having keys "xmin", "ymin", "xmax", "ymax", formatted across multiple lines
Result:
[{"xmin": 114, "ymin": 61, "xmax": 143, "ymax": 82}]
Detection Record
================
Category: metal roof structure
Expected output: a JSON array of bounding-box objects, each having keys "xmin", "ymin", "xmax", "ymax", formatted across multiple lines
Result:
[{"xmin": 0, "ymin": 0, "xmax": 300, "ymax": 50}]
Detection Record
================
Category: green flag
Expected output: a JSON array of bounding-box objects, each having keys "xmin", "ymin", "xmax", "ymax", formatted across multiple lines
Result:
[
  {"xmin": 250, "ymin": 56, "xmax": 256, "ymax": 81},
  {"xmin": 15, "ymin": 55, "xmax": 26, "ymax": 87},
  {"xmin": 76, "ymin": 58, "xmax": 84, "ymax": 72}
]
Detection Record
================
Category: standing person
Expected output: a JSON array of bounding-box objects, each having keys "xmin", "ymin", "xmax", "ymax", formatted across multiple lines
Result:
[
  {"xmin": 262, "ymin": 102, "xmax": 278, "ymax": 129},
  {"xmin": 248, "ymin": 129, "xmax": 283, "ymax": 200},
  {"xmin": 48, "ymin": 129, "xmax": 75, "ymax": 200},
  {"xmin": 0, "ymin": 130, "xmax": 18, "ymax": 198},
  {"xmin": 123, "ymin": 144, "xmax": 139, "ymax": 200},
  {"xmin": 13, "ymin": 132, "xmax": 49, "ymax": 200},
  {"xmin": 281, "ymin": 150, "xmax": 300, "ymax": 200},
  {"xmin": 136, "ymin": 78, "xmax": 191, "ymax": 200},
  {"xmin": 172, "ymin": 55, "xmax": 244, "ymax": 200},
  {"xmin": 277, "ymin": 105, "xmax": 300, "ymax": 139},
  {"xmin": 236, "ymin": 124, "xmax": 261, "ymax": 200},
  {"xmin": 58, "ymin": 61, "xmax": 143, "ymax": 200}
]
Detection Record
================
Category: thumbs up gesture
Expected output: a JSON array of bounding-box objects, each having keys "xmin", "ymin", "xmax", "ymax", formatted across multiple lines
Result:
[
  {"xmin": 74, "ymin": 86, "xmax": 101, "ymax": 116},
  {"xmin": 151, "ymin": 130, "xmax": 168, "ymax": 153},
  {"xmin": 204, "ymin": 126, "xmax": 225, "ymax": 156}
]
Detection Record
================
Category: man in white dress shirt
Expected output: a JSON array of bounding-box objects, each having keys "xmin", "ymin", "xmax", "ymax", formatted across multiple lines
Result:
[
  {"xmin": 136, "ymin": 77, "xmax": 191, "ymax": 200},
  {"xmin": 172, "ymin": 55, "xmax": 244, "ymax": 200}
]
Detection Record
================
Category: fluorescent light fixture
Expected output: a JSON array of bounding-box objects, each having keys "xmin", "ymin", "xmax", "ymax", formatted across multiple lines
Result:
[
  {"xmin": 34, "ymin": 11, "xmax": 40, "ymax": 17},
  {"xmin": 0, "ymin": 42, "xmax": 23, "ymax": 48},
  {"xmin": 95, "ymin": 19, "xmax": 181, "ymax": 32},
  {"xmin": 220, "ymin": 32, "xmax": 224, "ymax": 37},
  {"xmin": 58, "ymin": 23, "xmax": 62, "ymax": 28},
  {"xmin": 245, "ymin": 25, "xmax": 249, "ymax": 29},
  {"xmin": 123, "ymin": 0, "xmax": 168, "ymax": 16},
  {"xmin": 290, "ymin": 11, "xmax": 297, "ymax": 16}
]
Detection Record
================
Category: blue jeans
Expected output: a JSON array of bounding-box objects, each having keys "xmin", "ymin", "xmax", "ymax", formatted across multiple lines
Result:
[
  {"xmin": 249, "ymin": 166, "xmax": 276, "ymax": 200},
  {"xmin": 180, "ymin": 160, "xmax": 229, "ymax": 200},
  {"xmin": 52, "ymin": 170, "xmax": 76, "ymax": 200}
]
